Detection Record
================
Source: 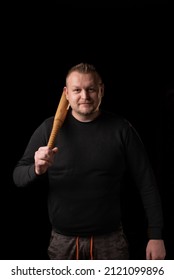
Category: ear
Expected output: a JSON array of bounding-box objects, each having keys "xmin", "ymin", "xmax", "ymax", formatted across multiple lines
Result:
[
  {"xmin": 63, "ymin": 87, "xmax": 69, "ymax": 100},
  {"xmin": 100, "ymin": 84, "xmax": 104, "ymax": 97}
]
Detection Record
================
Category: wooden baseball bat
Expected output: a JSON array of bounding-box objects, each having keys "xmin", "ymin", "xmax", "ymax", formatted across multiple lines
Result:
[{"xmin": 47, "ymin": 90, "xmax": 69, "ymax": 149}]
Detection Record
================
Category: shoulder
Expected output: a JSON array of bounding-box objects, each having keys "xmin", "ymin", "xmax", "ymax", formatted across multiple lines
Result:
[
  {"xmin": 34, "ymin": 116, "xmax": 54, "ymax": 134},
  {"xmin": 43, "ymin": 116, "xmax": 54, "ymax": 126},
  {"xmin": 101, "ymin": 110, "xmax": 131, "ymax": 128},
  {"xmin": 100, "ymin": 111, "xmax": 139, "ymax": 141}
]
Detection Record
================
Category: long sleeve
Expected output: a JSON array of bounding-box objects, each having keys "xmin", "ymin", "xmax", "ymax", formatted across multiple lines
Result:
[
  {"xmin": 13, "ymin": 117, "xmax": 53, "ymax": 187},
  {"xmin": 123, "ymin": 120, "xmax": 164, "ymax": 239}
]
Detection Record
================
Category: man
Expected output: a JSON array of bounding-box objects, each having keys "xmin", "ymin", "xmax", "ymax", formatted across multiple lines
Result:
[{"xmin": 13, "ymin": 63, "xmax": 166, "ymax": 260}]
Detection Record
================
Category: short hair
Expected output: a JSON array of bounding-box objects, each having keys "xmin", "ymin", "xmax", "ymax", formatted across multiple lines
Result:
[{"xmin": 66, "ymin": 63, "xmax": 102, "ymax": 84}]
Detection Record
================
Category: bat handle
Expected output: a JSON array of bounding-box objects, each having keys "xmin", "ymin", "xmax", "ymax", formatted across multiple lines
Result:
[{"xmin": 47, "ymin": 119, "xmax": 63, "ymax": 149}]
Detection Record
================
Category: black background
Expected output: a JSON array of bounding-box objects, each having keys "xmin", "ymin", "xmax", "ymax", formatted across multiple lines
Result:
[{"xmin": 2, "ymin": 10, "xmax": 174, "ymax": 260}]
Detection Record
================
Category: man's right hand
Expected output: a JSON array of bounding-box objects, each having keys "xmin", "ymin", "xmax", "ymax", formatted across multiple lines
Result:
[{"xmin": 34, "ymin": 146, "xmax": 58, "ymax": 175}]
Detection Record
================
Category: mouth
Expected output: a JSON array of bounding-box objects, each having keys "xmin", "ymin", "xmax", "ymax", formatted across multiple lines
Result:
[{"xmin": 79, "ymin": 102, "xmax": 92, "ymax": 105}]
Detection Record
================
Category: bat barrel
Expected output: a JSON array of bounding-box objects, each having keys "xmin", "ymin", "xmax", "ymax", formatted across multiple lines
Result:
[{"xmin": 47, "ymin": 91, "xmax": 69, "ymax": 149}]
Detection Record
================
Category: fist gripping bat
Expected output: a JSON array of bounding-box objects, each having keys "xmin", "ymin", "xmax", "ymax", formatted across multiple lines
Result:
[{"xmin": 47, "ymin": 90, "xmax": 69, "ymax": 149}]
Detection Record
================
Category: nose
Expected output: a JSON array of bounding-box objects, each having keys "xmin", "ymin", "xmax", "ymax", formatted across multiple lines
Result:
[{"xmin": 81, "ymin": 90, "xmax": 90, "ymax": 99}]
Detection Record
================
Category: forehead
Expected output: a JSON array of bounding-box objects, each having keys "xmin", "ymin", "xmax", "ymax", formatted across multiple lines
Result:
[{"xmin": 66, "ymin": 71, "xmax": 98, "ymax": 86}]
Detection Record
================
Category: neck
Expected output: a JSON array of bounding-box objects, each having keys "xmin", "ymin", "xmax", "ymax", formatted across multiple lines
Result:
[{"xmin": 71, "ymin": 110, "xmax": 101, "ymax": 122}]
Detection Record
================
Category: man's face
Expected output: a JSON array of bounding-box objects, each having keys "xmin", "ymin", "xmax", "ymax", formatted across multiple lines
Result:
[{"xmin": 65, "ymin": 71, "xmax": 103, "ymax": 121}]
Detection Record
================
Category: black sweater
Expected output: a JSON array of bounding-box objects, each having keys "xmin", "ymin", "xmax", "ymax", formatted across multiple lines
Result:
[{"xmin": 13, "ymin": 110, "xmax": 163, "ymax": 238}]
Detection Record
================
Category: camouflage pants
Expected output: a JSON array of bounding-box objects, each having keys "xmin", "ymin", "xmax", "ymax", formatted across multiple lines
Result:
[{"xmin": 48, "ymin": 227, "xmax": 129, "ymax": 260}]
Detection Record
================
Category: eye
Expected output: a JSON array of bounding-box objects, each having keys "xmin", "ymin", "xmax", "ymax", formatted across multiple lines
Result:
[
  {"xmin": 88, "ymin": 87, "xmax": 95, "ymax": 93},
  {"xmin": 73, "ymin": 88, "xmax": 81, "ymax": 93}
]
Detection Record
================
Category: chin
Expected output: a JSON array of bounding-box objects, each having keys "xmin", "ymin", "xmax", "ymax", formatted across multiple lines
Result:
[
  {"xmin": 79, "ymin": 111, "xmax": 91, "ymax": 116},
  {"xmin": 78, "ymin": 107, "xmax": 93, "ymax": 115}
]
